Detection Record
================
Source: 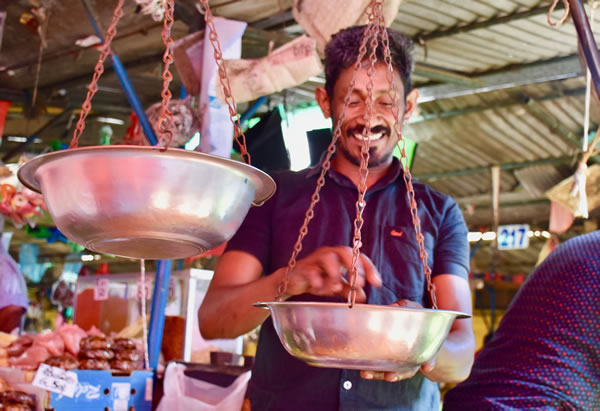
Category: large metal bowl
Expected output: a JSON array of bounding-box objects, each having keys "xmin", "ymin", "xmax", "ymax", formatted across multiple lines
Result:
[
  {"xmin": 255, "ymin": 301, "xmax": 469, "ymax": 372},
  {"xmin": 18, "ymin": 146, "xmax": 276, "ymax": 259}
]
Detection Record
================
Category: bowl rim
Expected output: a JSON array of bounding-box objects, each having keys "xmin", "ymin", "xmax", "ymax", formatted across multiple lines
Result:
[
  {"xmin": 254, "ymin": 301, "xmax": 471, "ymax": 319},
  {"xmin": 17, "ymin": 145, "xmax": 276, "ymax": 206}
]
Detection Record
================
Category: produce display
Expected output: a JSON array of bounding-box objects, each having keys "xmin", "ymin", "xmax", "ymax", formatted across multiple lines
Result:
[
  {"xmin": 0, "ymin": 388, "xmax": 36, "ymax": 410},
  {"xmin": 0, "ymin": 325, "xmax": 143, "ymax": 373}
]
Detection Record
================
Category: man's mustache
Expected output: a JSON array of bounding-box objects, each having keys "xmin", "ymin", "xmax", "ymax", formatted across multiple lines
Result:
[{"xmin": 346, "ymin": 124, "xmax": 391, "ymax": 137}]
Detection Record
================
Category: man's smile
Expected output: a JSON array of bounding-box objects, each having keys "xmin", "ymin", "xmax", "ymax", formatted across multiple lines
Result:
[{"xmin": 346, "ymin": 124, "xmax": 391, "ymax": 143}]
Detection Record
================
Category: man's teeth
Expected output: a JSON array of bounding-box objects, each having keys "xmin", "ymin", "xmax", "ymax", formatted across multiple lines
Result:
[{"xmin": 354, "ymin": 132, "xmax": 383, "ymax": 141}]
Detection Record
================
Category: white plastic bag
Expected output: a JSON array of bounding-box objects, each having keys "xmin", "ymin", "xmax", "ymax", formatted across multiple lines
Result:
[{"xmin": 157, "ymin": 362, "xmax": 251, "ymax": 411}]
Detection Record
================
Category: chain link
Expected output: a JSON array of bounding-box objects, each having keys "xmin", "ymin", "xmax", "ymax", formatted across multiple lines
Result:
[
  {"xmin": 379, "ymin": 11, "xmax": 437, "ymax": 309},
  {"xmin": 198, "ymin": 0, "xmax": 251, "ymax": 164},
  {"xmin": 155, "ymin": 0, "xmax": 176, "ymax": 149},
  {"xmin": 70, "ymin": 0, "xmax": 125, "ymax": 148},
  {"xmin": 276, "ymin": 17, "xmax": 378, "ymax": 301}
]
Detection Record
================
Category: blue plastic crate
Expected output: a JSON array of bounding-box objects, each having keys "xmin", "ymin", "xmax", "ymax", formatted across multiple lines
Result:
[{"xmin": 49, "ymin": 370, "xmax": 153, "ymax": 410}]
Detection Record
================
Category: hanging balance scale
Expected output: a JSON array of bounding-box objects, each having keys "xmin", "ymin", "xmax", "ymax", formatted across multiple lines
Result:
[
  {"xmin": 17, "ymin": 0, "xmax": 275, "ymax": 260},
  {"xmin": 255, "ymin": 0, "xmax": 469, "ymax": 373}
]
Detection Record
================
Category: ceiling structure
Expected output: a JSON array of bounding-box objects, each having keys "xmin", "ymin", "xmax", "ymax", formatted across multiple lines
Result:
[{"xmin": 0, "ymin": 0, "xmax": 598, "ymax": 277}]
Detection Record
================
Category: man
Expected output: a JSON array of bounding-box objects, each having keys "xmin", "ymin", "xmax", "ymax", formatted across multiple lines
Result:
[
  {"xmin": 443, "ymin": 231, "xmax": 600, "ymax": 410},
  {"xmin": 198, "ymin": 26, "xmax": 475, "ymax": 410}
]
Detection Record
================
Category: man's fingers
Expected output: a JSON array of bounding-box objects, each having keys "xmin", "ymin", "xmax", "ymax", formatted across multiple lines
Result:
[
  {"xmin": 359, "ymin": 253, "xmax": 382, "ymax": 287},
  {"xmin": 390, "ymin": 299, "xmax": 423, "ymax": 309},
  {"xmin": 317, "ymin": 252, "xmax": 345, "ymax": 292},
  {"xmin": 360, "ymin": 370, "xmax": 385, "ymax": 380},
  {"xmin": 360, "ymin": 369, "xmax": 419, "ymax": 382}
]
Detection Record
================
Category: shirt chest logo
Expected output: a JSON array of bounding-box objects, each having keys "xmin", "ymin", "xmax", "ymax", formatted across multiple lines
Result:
[{"xmin": 390, "ymin": 229, "xmax": 404, "ymax": 238}]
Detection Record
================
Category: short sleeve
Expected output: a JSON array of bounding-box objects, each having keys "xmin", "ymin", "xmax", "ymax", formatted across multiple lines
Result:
[
  {"xmin": 432, "ymin": 199, "xmax": 469, "ymax": 279},
  {"xmin": 224, "ymin": 185, "xmax": 275, "ymax": 274}
]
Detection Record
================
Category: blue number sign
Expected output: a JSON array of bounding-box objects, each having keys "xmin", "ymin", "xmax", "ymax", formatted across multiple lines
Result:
[{"xmin": 497, "ymin": 224, "xmax": 530, "ymax": 250}]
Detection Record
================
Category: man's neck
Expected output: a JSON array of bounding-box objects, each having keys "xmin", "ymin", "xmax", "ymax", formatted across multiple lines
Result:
[{"xmin": 331, "ymin": 156, "xmax": 393, "ymax": 189}]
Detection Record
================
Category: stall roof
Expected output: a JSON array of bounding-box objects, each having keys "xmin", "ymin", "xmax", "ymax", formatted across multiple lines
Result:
[{"xmin": 0, "ymin": 0, "xmax": 597, "ymax": 273}]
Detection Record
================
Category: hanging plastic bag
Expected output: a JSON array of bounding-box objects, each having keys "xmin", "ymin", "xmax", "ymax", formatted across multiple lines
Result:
[{"xmin": 156, "ymin": 362, "xmax": 251, "ymax": 411}]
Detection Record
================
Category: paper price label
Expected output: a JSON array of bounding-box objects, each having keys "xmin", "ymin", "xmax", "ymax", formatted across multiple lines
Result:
[
  {"xmin": 94, "ymin": 278, "xmax": 110, "ymax": 301},
  {"xmin": 33, "ymin": 364, "xmax": 78, "ymax": 398},
  {"xmin": 137, "ymin": 279, "xmax": 151, "ymax": 300}
]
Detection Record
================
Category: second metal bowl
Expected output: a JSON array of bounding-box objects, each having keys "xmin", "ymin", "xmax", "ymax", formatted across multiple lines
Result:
[
  {"xmin": 18, "ymin": 146, "xmax": 276, "ymax": 259},
  {"xmin": 255, "ymin": 301, "xmax": 469, "ymax": 372}
]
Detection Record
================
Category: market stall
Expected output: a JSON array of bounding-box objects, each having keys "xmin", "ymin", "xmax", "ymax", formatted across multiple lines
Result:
[{"xmin": 0, "ymin": 0, "xmax": 599, "ymax": 409}]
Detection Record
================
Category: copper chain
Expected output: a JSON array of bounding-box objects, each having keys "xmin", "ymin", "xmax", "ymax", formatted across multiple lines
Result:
[
  {"xmin": 347, "ymin": 2, "xmax": 384, "ymax": 307},
  {"xmin": 70, "ymin": 0, "xmax": 125, "ymax": 148},
  {"xmin": 276, "ymin": 19, "xmax": 379, "ymax": 301},
  {"xmin": 198, "ymin": 0, "xmax": 251, "ymax": 164},
  {"xmin": 379, "ymin": 11, "xmax": 437, "ymax": 309},
  {"xmin": 155, "ymin": 0, "xmax": 176, "ymax": 149}
]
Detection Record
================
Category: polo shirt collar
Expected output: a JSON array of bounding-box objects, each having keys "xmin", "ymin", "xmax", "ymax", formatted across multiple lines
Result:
[{"xmin": 306, "ymin": 152, "xmax": 403, "ymax": 194}]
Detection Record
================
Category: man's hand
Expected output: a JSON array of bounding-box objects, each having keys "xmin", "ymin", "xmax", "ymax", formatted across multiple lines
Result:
[
  {"xmin": 360, "ymin": 299, "xmax": 437, "ymax": 382},
  {"xmin": 281, "ymin": 246, "xmax": 382, "ymax": 302}
]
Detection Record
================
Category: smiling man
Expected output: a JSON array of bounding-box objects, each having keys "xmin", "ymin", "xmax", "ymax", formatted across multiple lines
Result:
[{"xmin": 198, "ymin": 26, "xmax": 475, "ymax": 410}]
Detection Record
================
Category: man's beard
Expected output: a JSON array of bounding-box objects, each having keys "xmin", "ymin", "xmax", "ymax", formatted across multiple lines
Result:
[{"xmin": 338, "ymin": 144, "xmax": 391, "ymax": 168}]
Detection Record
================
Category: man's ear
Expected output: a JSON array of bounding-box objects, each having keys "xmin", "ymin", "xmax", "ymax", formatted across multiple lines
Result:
[
  {"xmin": 315, "ymin": 87, "xmax": 331, "ymax": 119},
  {"xmin": 404, "ymin": 89, "xmax": 419, "ymax": 122}
]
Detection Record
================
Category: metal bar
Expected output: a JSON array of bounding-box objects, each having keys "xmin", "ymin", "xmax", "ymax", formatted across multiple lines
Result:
[
  {"xmin": 523, "ymin": 96, "xmax": 582, "ymax": 149},
  {"xmin": 148, "ymin": 260, "xmax": 173, "ymax": 369},
  {"xmin": 410, "ymin": 86, "xmax": 587, "ymax": 124},
  {"xmin": 2, "ymin": 108, "xmax": 72, "ymax": 162},
  {"xmin": 568, "ymin": 0, "xmax": 600, "ymax": 98},
  {"xmin": 414, "ymin": 156, "xmax": 575, "ymax": 180},
  {"xmin": 417, "ymin": 55, "xmax": 583, "ymax": 103},
  {"xmin": 81, "ymin": 0, "xmax": 158, "ymax": 145},
  {"xmin": 415, "ymin": 3, "xmax": 565, "ymax": 41},
  {"xmin": 413, "ymin": 63, "xmax": 483, "ymax": 87},
  {"xmin": 240, "ymin": 96, "xmax": 267, "ymax": 124}
]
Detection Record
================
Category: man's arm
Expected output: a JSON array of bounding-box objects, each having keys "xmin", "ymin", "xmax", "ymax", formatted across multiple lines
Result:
[
  {"xmin": 420, "ymin": 274, "xmax": 475, "ymax": 383},
  {"xmin": 198, "ymin": 250, "xmax": 283, "ymax": 339},
  {"xmin": 198, "ymin": 247, "xmax": 382, "ymax": 340}
]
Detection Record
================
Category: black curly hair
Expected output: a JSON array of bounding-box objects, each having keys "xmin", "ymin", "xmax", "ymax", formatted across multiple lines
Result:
[{"xmin": 324, "ymin": 25, "xmax": 414, "ymax": 99}]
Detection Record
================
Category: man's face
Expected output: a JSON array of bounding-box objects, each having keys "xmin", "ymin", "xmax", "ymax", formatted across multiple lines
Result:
[{"xmin": 318, "ymin": 62, "xmax": 417, "ymax": 169}]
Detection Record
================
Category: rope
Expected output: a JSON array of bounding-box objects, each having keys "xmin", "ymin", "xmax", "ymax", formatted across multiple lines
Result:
[
  {"xmin": 547, "ymin": 0, "xmax": 571, "ymax": 26},
  {"xmin": 140, "ymin": 259, "xmax": 149, "ymax": 370}
]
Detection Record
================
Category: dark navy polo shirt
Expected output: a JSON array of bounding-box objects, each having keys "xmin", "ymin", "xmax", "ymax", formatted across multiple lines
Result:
[
  {"xmin": 226, "ymin": 157, "xmax": 469, "ymax": 410},
  {"xmin": 443, "ymin": 231, "xmax": 600, "ymax": 411}
]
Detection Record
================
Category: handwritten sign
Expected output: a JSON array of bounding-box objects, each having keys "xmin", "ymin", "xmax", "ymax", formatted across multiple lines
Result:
[
  {"xmin": 137, "ymin": 279, "xmax": 151, "ymax": 300},
  {"xmin": 33, "ymin": 364, "xmax": 78, "ymax": 398},
  {"xmin": 94, "ymin": 278, "xmax": 109, "ymax": 300},
  {"xmin": 497, "ymin": 224, "xmax": 530, "ymax": 250}
]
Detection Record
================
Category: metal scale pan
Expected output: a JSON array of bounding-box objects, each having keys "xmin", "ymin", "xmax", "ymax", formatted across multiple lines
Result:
[{"xmin": 18, "ymin": 145, "xmax": 275, "ymax": 260}]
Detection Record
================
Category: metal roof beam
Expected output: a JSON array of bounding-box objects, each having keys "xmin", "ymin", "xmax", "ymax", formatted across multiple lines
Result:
[
  {"xmin": 414, "ymin": 156, "xmax": 575, "ymax": 180},
  {"xmin": 411, "ymin": 86, "xmax": 587, "ymax": 123},
  {"xmin": 417, "ymin": 55, "xmax": 583, "ymax": 103}
]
